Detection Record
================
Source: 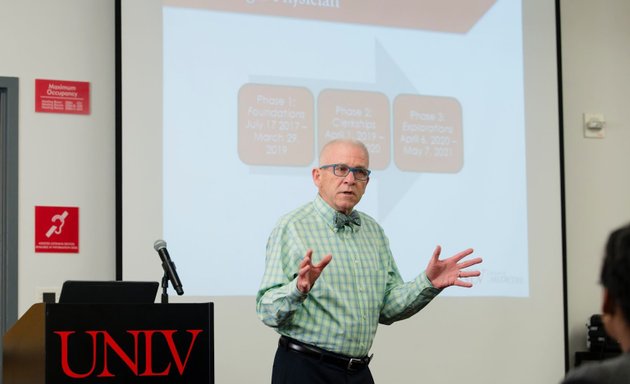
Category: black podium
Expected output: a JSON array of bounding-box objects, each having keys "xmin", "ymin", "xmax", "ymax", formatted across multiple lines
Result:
[{"xmin": 3, "ymin": 302, "xmax": 214, "ymax": 384}]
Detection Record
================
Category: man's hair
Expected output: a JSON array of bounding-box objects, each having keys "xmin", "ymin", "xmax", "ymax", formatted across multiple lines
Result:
[
  {"xmin": 600, "ymin": 222, "xmax": 630, "ymax": 322},
  {"xmin": 319, "ymin": 139, "xmax": 369, "ymax": 165}
]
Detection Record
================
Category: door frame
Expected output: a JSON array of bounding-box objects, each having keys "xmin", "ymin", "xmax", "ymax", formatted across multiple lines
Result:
[{"xmin": 0, "ymin": 76, "xmax": 19, "ymax": 377}]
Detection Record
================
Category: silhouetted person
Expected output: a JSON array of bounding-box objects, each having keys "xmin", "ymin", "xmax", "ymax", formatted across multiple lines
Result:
[{"xmin": 562, "ymin": 223, "xmax": 630, "ymax": 384}]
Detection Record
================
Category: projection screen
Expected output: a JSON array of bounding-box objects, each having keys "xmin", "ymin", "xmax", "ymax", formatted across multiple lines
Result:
[{"xmin": 121, "ymin": 1, "xmax": 565, "ymax": 383}]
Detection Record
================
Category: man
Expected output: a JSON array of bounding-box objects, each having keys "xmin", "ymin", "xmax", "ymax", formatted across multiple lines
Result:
[
  {"xmin": 561, "ymin": 223, "xmax": 630, "ymax": 384},
  {"xmin": 256, "ymin": 139, "xmax": 482, "ymax": 383}
]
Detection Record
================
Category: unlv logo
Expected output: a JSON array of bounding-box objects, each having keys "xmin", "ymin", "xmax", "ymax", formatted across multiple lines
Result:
[
  {"xmin": 54, "ymin": 329, "xmax": 203, "ymax": 379},
  {"xmin": 44, "ymin": 302, "xmax": 213, "ymax": 383}
]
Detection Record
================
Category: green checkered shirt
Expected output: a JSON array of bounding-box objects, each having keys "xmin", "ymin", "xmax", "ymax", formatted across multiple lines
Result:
[{"xmin": 256, "ymin": 195, "xmax": 441, "ymax": 357}]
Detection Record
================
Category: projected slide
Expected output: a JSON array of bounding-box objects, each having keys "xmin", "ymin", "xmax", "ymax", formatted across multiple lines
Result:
[{"xmin": 162, "ymin": 0, "xmax": 528, "ymax": 297}]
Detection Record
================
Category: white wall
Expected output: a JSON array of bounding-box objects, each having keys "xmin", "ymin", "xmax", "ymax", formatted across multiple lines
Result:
[
  {"xmin": 561, "ymin": 0, "xmax": 630, "ymax": 368},
  {"xmin": 2, "ymin": 0, "xmax": 630, "ymax": 381},
  {"xmin": 0, "ymin": 0, "xmax": 116, "ymax": 315}
]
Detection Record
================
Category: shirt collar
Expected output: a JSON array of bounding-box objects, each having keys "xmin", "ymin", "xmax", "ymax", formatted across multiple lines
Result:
[{"xmin": 313, "ymin": 194, "xmax": 359, "ymax": 232}]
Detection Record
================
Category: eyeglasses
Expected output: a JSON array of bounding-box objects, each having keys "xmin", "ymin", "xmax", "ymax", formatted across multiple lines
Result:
[{"xmin": 319, "ymin": 163, "xmax": 371, "ymax": 181}]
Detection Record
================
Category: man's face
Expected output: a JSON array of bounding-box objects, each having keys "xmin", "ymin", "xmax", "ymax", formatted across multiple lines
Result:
[{"xmin": 313, "ymin": 142, "xmax": 369, "ymax": 214}]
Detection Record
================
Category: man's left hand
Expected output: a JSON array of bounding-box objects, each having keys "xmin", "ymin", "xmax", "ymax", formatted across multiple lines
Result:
[{"xmin": 425, "ymin": 245, "xmax": 482, "ymax": 289}]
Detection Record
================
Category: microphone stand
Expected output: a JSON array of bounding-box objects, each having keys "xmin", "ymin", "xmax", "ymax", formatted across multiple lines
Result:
[{"xmin": 161, "ymin": 272, "xmax": 170, "ymax": 304}]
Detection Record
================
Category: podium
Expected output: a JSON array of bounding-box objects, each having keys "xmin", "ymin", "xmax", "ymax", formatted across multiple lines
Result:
[{"xmin": 3, "ymin": 302, "xmax": 214, "ymax": 384}]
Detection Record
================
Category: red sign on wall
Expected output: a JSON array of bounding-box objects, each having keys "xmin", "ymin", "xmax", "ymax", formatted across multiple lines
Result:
[
  {"xmin": 35, "ymin": 206, "xmax": 79, "ymax": 253},
  {"xmin": 35, "ymin": 79, "xmax": 90, "ymax": 115}
]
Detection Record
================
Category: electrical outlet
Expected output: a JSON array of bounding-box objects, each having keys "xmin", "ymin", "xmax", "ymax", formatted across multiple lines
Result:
[{"xmin": 583, "ymin": 113, "xmax": 606, "ymax": 139}]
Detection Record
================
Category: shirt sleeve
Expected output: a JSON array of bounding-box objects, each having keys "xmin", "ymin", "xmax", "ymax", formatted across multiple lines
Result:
[
  {"xmin": 256, "ymin": 223, "xmax": 307, "ymax": 328},
  {"xmin": 560, "ymin": 357, "xmax": 621, "ymax": 384},
  {"xmin": 378, "ymin": 250, "xmax": 442, "ymax": 325}
]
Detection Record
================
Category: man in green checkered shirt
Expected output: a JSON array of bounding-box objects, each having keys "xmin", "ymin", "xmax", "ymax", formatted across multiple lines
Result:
[{"xmin": 257, "ymin": 139, "xmax": 482, "ymax": 383}]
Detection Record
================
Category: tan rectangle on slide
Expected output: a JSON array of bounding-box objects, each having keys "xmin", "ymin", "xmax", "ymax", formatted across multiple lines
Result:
[
  {"xmin": 393, "ymin": 94, "xmax": 463, "ymax": 173},
  {"xmin": 317, "ymin": 89, "xmax": 390, "ymax": 170},
  {"xmin": 238, "ymin": 83, "xmax": 314, "ymax": 166},
  {"xmin": 165, "ymin": 0, "xmax": 496, "ymax": 34}
]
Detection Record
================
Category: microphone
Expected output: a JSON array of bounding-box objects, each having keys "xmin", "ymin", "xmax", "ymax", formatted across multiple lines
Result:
[{"xmin": 153, "ymin": 239, "xmax": 184, "ymax": 295}]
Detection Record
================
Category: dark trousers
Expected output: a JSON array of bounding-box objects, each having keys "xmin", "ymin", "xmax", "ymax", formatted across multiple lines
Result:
[{"xmin": 271, "ymin": 343, "xmax": 375, "ymax": 384}]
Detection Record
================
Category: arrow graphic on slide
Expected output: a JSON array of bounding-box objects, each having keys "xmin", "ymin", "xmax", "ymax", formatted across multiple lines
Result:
[{"xmin": 247, "ymin": 39, "xmax": 425, "ymax": 220}]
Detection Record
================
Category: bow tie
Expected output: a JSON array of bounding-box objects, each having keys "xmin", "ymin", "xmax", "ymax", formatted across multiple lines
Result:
[{"xmin": 334, "ymin": 211, "xmax": 361, "ymax": 229}]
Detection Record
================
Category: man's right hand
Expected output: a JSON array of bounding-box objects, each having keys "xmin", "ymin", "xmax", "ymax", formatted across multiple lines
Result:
[{"xmin": 297, "ymin": 249, "xmax": 332, "ymax": 293}]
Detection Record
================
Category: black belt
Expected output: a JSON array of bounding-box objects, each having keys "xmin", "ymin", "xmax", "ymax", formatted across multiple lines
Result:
[{"xmin": 278, "ymin": 336, "xmax": 372, "ymax": 372}]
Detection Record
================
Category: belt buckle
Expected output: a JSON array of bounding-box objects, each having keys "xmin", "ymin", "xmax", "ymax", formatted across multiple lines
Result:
[
  {"xmin": 347, "ymin": 357, "xmax": 362, "ymax": 371},
  {"xmin": 347, "ymin": 353, "xmax": 372, "ymax": 371}
]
